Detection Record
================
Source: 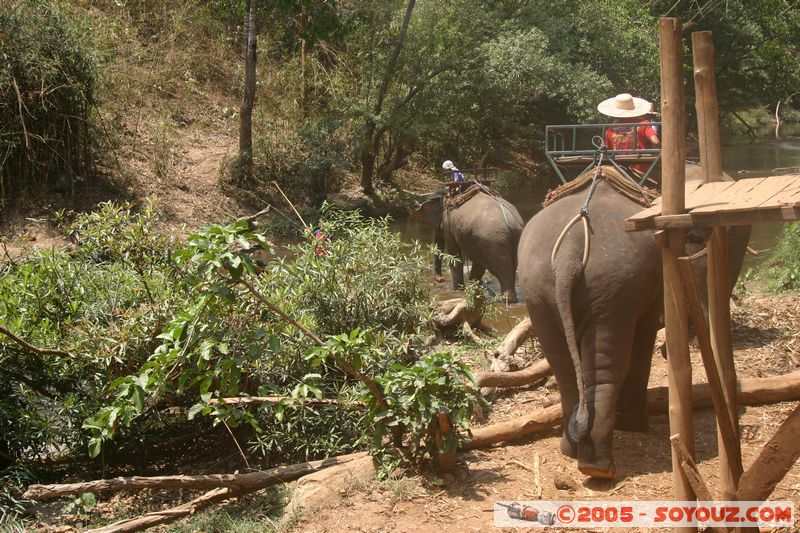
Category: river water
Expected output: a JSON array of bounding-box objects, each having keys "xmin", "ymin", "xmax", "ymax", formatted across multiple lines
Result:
[{"xmin": 391, "ymin": 128, "xmax": 800, "ymax": 329}]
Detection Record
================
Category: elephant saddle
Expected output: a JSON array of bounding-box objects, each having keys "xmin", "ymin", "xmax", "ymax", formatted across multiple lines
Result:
[
  {"xmin": 443, "ymin": 183, "xmax": 502, "ymax": 210},
  {"xmin": 543, "ymin": 165, "xmax": 659, "ymax": 207}
]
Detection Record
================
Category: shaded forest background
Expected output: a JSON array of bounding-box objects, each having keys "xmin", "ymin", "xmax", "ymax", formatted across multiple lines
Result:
[
  {"xmin": 2, "ymin": 0, "xmax": 799, "ymax": 218},
  {"xmin": 2, "ymin": 1, "xmax": 800, "ymax": 530}
]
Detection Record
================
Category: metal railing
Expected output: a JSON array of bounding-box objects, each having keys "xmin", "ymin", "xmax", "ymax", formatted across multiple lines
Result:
[{"xmin": 545, "ymin": 122, "xmax": 662, "ymax": 184}]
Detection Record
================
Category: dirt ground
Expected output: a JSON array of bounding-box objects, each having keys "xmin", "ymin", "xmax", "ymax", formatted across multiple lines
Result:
[{"xmin": 289, "ymin": 288, "xmax": 800, "ymax": 533}]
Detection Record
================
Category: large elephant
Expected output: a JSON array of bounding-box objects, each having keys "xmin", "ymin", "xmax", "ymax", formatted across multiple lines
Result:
[
  {"xmin": 415, "ymin": 184, "xmax": 525, "ymax": 303},
  {"xmin": 517, "ymin": 163, "xmax": 749, "ymax": 478}
]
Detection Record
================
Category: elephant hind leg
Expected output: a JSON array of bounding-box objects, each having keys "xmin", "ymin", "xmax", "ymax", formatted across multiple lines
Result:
[
  {"xmin": 615, "ymin": 316, "xmax": 659, "ymax": 432},
  {"xmin": 535, "ymin": 314, "xmax": 579, "ymax": 459}
]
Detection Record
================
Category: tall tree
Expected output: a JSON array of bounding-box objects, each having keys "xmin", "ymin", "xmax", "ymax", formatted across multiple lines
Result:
[
  {"xmin": 238, "ymin": 0, "xmax": 258, "ymax": 182},
  {"xmin": 359, "ymin": 0, "xmax": 415, "ymax": 194}
]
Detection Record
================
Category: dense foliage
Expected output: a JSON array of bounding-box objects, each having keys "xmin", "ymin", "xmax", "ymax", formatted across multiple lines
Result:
[
  {"xmin": 0, "ymin": 0, "xmax": 98, "ymax": 197},
  {"xmin": 1, "ymin": 202, "xmax": 485, "ymax": 521},
  {"xmin": 5, "ymin": 0, "xmax": 799, "ymax": 201}
]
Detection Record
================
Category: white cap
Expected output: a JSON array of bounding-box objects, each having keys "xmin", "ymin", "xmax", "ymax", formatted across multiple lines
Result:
[{"xmin": 442, "ymin": 160, "xmax": 458, "ymax": 171}]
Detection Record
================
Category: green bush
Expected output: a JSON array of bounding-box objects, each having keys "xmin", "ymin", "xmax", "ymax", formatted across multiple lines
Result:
[
  {"xmin": 756, "ymin": 222, "xmax": 800, "ymax": 291},
  {"xmin": 0, "ymin": 1, "xmax": 98, "ymax": 196},
  {"xmin": 83, "ymin": 207, "xmax": 435, "ymax": 462},
  {"xmin": 0, "ymin": 203, "xmax": 181, "ymax": 457}
]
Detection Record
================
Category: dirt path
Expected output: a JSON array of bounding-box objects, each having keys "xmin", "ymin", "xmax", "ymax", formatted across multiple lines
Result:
[
  {"xmin": 292, "ymin": 291, "xmax": 800, "ymax": 533},
  {"xmin": 131, "ymin": 130, "xmax": 244, "ymax": 231}
]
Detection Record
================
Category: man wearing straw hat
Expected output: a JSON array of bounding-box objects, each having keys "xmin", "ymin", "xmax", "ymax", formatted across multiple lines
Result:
[{"xmin": 598, "ymin": 93, "xmax": 661, "ymax": 173}]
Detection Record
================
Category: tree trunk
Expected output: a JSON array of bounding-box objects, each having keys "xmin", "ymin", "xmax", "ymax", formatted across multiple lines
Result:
[
  {"xmin": 238, "ymin": 0, "xmax": 257, "ymax": 182},
  {"xmin": 359, "ymin": 0, "xmax": 415, "ymax": 193},
  {"xmin": 300, "ymin": 9, "xmax": 309, "ymax": 116}
]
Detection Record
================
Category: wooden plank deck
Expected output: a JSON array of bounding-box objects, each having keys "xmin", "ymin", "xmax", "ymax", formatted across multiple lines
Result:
[{"xmin": 625, "ymin": 173, "xmax": 800, "ymax": 231}]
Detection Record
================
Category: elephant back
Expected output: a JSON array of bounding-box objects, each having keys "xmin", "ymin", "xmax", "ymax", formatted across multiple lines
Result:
[{"xmin": 443, "ymin": 183, "xmax": 499, "ymax": 210}]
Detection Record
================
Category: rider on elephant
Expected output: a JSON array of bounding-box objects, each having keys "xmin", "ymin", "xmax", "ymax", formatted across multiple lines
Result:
[{"xmin": 598, "ymin": 93, "xmax": 661, "ymax": 174}]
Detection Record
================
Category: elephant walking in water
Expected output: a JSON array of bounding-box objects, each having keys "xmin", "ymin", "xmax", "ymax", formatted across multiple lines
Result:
[
  {"xmin": 517, "ymin": 164, "xmax": 749, "ymax": 478},
  {"xmin": 415, "ymin": 184, "xmax": 524, "ymax": 303}
]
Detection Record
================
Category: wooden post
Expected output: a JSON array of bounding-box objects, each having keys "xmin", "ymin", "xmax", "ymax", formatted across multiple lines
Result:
[
  {"xmin": 692, "ymin": 31, "xmax": 723, "ymax": 183},
  {"xmin": 693, "ymin": 30, "xmax": 743, "ymax": 501},
  {"xmin": 708, "ymin": 226, "xmax": 742, "ymax": 500},
  {"xmin": 659, "ymin": 18, "xmax": 696, "ymax": 525}
]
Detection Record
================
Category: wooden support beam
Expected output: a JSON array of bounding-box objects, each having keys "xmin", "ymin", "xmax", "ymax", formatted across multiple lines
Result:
[
  {"xmin": 677, "ymin": 257, "xmax": 743, "ymax": 477},
  {"xmin": 660, "ymin": 17, "xmax": 695, "ymax": 521},
  {"xmin": 692, "ymin": 31, "xmax": 723, "ymax": 183},
  {"xmin": 708, "ymin": 227, "xmax": 742, "ymax": 501},
  {"xmin": 693, "ymin": 27, "xmax": 742, "ymax": 502},
  {"xmin": 737, "ymin": 404, "xmax": 800, "ymax": 502},
  {"xmin": 670, "ymin": 434, "xmax": 715, "ymax": 501}
]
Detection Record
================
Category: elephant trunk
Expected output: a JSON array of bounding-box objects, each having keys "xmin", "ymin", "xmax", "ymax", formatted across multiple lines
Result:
[{"xmin": 554, "ymin": 260, "xmax": 589, "ymax": 442}]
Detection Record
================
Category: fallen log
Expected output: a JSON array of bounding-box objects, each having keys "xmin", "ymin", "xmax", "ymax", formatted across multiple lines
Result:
[
  {"xmin": 24, "ymin": 452, "xmax": 367, "ymax": 501},
  {"xmin": 492, "ymin": 317, "xmax": 533, "ymax": 368},
  {"xmin": 463, "ymin": 371, "xmax": 800, "ymax": 450},
  {"xmin": 434, "ymin": 298, "xmax": 480, "ymax": 328},
  {"xmin": 736, "ymin": 403, "xmax": 800, "ymax": 502},
  {"xmin": 477, "ymin": 359, "xmax": 551, "ymax": 388},
  {"xmin": 85, "ymin": 486, "xmax": 238, "ymax": 533}
]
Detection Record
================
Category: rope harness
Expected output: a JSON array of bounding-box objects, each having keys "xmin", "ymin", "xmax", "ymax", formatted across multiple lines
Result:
[{"xmin": 549, "ymin": 137, "xmax": 659, "ymax": 270}]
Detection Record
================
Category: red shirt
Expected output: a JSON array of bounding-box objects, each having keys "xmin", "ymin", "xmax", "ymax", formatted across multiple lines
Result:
[{"xmin": 605, "ymin": 119, "xmax": 659, "ymax": 173}]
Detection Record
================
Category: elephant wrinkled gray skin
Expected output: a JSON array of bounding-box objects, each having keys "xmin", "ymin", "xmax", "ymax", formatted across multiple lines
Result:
[
  {"xmin": 517, "ymin": 163, "xmax": 750, "ymax": 479},
  {"xmin": 415, "ymin": 186, "xmax": 525, "ymax": 303}
]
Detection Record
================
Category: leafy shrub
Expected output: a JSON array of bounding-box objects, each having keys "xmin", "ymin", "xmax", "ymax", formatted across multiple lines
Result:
[
  {"xmin": 757, "ymin": 222, "xmax": 800, "ymax": 291},
  {"xmin": 370, "ymin": 351, "xmax": 481, "ymax": 474},
  {"xmin": 0, "ymin": 0, "xmax": 98, "ymax": 196},
  {"xmin": 0, "ymin": 203, "xmax": 180, "ymax": 457},
  {"xmin": 84, "ymin": 207, "xmax": 435, "ymax": 463}
]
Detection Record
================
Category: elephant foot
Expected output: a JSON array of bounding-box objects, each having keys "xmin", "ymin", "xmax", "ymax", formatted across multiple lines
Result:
[
  {"xmin": 559, "ymin": 434, "xmax": 578, "ymax": 459},
  {"xmin": 434, "ymin": 274, "xmax": 445, "ymax": 282},
  {"xmin": 578, "ymin": 465, "xmax": 616, "ymax": 479},
  {"xmin": 578, "ymin": 450, "xmax": 616, "ymax": 479},
  {"xmin": 614, "ymin": 412, "xmax": 649, "ymax": 432}
]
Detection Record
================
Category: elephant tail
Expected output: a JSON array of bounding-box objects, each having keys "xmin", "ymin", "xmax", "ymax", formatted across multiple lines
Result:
[{"xmin": 554, "ymin": 261, "xmax": 589, "ymax": 442}]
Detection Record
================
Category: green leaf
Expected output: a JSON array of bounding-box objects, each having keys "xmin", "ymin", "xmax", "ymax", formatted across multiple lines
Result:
[{"xmin": 88, "ymin": 438, "xmax": 102, "ymax": 458}]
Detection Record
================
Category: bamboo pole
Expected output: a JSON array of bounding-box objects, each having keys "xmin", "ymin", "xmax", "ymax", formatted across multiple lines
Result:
[
  {"xmin": 659, "ymin": 17, "xmax": 696, "ymax": 521},
  {"xmin": 692, "ymin": 31, "xmax": 724, "ymax": 183}
]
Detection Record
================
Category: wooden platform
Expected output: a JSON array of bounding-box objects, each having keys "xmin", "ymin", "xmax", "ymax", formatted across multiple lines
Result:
[{"xmin": 625, "ymin": 173, "xmax": 800, "ymax": 231}]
